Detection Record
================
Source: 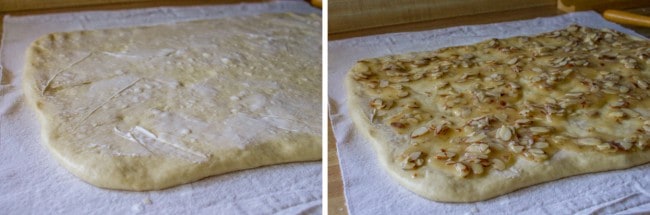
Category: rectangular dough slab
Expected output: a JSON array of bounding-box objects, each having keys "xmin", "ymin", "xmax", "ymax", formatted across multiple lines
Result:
[{"xmin": 23, "ymin": 12, "xmax": 322, "ymax": 191}]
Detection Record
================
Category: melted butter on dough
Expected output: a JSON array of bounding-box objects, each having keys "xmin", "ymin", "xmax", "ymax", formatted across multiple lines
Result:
[{"xmin": 347, "ymin": 24, "xmax": 650, "ymax": 202}]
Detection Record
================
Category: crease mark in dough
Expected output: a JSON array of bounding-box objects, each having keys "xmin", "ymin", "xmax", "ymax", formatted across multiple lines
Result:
[
  {"xmin": 41, "ymin": 52, "xmax": 92, "ymax": 95},
  {"xmin": 78, "ymin": 77, "xmax": 141, "ymax": 124},
  {"xmin": 113, "ymin": 126, "xmax": 153, "ymax": 154},
  {"xmin": 131, "ymin": 126, "xmax": 209, "ymax": 163},
  {"xmin": 101, "ymin": 51, "xmax": 142, "ymax": 59},
  {"xmin": 259, "ymin": 114, "xmax": 318, "ymax": 133}
]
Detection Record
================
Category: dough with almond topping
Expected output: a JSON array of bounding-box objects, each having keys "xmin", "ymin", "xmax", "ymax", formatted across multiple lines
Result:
[
  {"xmin": 23, "ymin": 13, "xmax": 322, "ymax": 190},
  {"xmin": 347, "ymin": 25, "xmax": 650, "ymax": 202}
]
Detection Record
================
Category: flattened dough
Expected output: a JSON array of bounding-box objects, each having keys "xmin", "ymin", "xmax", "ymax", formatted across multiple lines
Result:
[
  {"xmin": 346, "ymin": 25, "xmax": 650, "ymax": 202},
  {"xmin": 23, "ymin": 13, "xmax": 322, "ymax": 190}
]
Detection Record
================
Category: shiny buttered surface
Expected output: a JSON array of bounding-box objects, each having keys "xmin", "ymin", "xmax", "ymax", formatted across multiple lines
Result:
[{"xmin": 347, "ymin": 25, "xmax": 650, "ymax": 202}]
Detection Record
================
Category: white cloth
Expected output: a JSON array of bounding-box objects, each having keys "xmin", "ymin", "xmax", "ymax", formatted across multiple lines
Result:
[
  {"xmin": 329, "ymin": 11, "xmax": 650, "ymax": 215},
  {"xmin": 0, "ymin": 2, "xmax": 321, "ymax": 214}
]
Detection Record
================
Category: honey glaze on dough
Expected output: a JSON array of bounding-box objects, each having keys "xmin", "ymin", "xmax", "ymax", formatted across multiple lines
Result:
[
  {"xmin": 347, "ymin": 25, "xmax": 650, "ymax": 202},
  {"xmin": 23, "ymin": 13, "xmax": 322, "ymax": 190}
]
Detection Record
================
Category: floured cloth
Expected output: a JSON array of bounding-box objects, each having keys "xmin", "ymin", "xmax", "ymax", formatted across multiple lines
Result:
[
  {"xmin": 1, "ymin": 1, "xmax": 321, "ymax": 214},
  {"xmin": 329, "ymin": 11, "xmax": 650, "ymax": 214}
]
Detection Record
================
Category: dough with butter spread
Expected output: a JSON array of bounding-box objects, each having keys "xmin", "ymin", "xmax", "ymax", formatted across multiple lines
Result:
[
  {"xmin": 23, "ymin": 13, "xmax": 322, "ymax": 190},
  {"xmin": 346, "ymin": 25, "xmax": 650, "ymax": 202}
]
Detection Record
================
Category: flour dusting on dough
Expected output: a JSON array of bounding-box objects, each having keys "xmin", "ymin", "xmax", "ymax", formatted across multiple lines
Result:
[
  {"xmin": 113, "ymin": 125, "xmax": 209, "ymax": 163},
  {"xmin": 23, "ymin": 13, "xmax": 321, "ymax": 190}
]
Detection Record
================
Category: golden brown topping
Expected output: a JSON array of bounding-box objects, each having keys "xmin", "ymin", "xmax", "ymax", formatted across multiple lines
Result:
[{"xmin": 351, "ymin": 25, "xmax": 650, "ymax": 177}]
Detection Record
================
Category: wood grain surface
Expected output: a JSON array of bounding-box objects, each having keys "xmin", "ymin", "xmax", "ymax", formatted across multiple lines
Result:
[
  {"xmin": 557, "ymin": 0, "xmax": 650, "ymax": 12},
  {"xmin": 328, "ymin": 118, "xmax": 348, "ymax": 215},
  {"xmin": 329, "ymin": 0, "xmax": 555, "ymax": 34},
  {"xmin": 329, "ymin": 5, "xmax": 562, "ymax": 40}
]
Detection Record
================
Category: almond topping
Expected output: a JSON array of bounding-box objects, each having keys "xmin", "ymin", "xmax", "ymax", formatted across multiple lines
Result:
[
  {"xmin": 508, "ymin": 142, "xmax": 525, "ymax": 153},
  {"xmin": 402, "ymin": 161, "xmax": 415, "ymax": 170},
  {"xmin": 491, "ymin": 159, "xmax": 506, "ymax": 171},
  {"xmin": 532, "ymin": 141, "xmax": 549, "ymax": 149},
  {"xmin": 577, "ymin": 137, "xmax": 602, "ymax": 146},
  {"xmin": 434, "ymin": 150, "xmax": 456, "ymax": 160},
  {"xmin": 637, "ymin": 80, "xmax": 648, "ymax": 89},
  {"xmin": 596, "ymin": 143, "xmax": 614, "ymax": 151},
  {"xmin": 466, "ymin": 132, "xmax": 488, "ymax": 143},
  {"xmin": 379, "ymin": 80, "xmax": 389, "ymax": 88},
  {"xmin": 515, "ymin": 119, "xmax": 533, "ymax": 127},
  {"xmin": 455, "ymin": 163, "xmax": 470, "ymax": 177},
  {"xmin": 527, "ymin": 148, "xmax": 547, "ymax": 160},
  {"xmin": 466, "ymin": 143, "xmax": 491, "ymax": 154},
  {"xmin": 507, "ymin": 58, "xmax": 519, "ymax": 65},
  {"xmin": 496, "ymin": 125, "xmax": 513, "ymax": 141},
  {"xmin": 470, "ymin": 163, "xmax": 484, "ymax": 174},
  {"xmin": 529, "ymin": 126, "xmax": 551, "ymax": 135},
  {"xmin": 408, "ymin": 151, "xmax": 422, "ymax": 161},
  {"xmin": 607, "ymin": 111, "xmax": 626, "ymax": 119},
  {"xmin": 411, "ymin": 127, "xmax": 429, "ymax": 138},
  {"xmin": 397, "ymin": 90, "xmax": 410, "ymax": 98},
  {"xmin": 619, "ymin": 139, "xmax": 634, "ymax": 150}
]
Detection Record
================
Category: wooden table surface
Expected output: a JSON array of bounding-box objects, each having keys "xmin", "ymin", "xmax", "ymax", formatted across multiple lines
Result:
[{"xmin": 327, "ymin": 6, "xmax": 650, "ymax": 215}]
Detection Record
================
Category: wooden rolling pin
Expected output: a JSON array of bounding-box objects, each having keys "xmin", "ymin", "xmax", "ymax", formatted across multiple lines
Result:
[
  {"xmin": 603, "ymin": 9, "xmax": 650, "ymax": 27},
  {"xmin": 310, "ymin": 0, "xmax": 322, "ymax": 8}
]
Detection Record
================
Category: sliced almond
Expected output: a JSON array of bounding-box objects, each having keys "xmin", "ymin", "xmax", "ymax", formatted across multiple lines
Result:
[
  {"xmin": 415, "ymin": 158, "xmax": 424, "ymax": 166},
  {"xmin": 643, "ymin": 121, "xmax": 650, "ymax": 132},
  {"xmin": 379, "ymin": 80, "xmax": 389, "ymax": 88},
  {"xmin": 466, "ymin": 143, "xmax": 491, "ymax": 154},
  {"xmin": 408, "ymin": 151, "xmax": 422, "ymax": 161},
  {"xmin": 577, "ymin": 137, "xmax": 602, "ymax": 146},
  {"xmin": 637, "ymin": 136, "xmax": 648, "ymax": 150},
  {"xmin": 411, "ymin": 127, "xmax": 430, "ymax": 138},
  {"xmin": 532, "ymin": 141, "xmax": 549, "ymax": 149},
  {"xmin": 405, "ymin": 118, "xmax": 419, "ymax": 125},
  {"xmin": 637, "ymin": 79, "xmax": 648, "ymax": 89},
  {"xmin": 491, "ymin": 158, "xmax": 506, "ymax": 171},
  {"xmin": 370, "ymin": 99, "xmax": 383, "ymax": 109},
  {"xmin": 507, "ymin": 58, "xmax": 519, "ymax": 65},
  {"xmin": 607, "ymin": 111, "xmax": 626, "ymax": 119},
  {"xmin": 529, "ymin": 126, "xmax": 551, "ymax": 135},
  {"xmin": 527, "ymin": 148, "xmax": 548, "ymax": 160},
  {"xmin": 618, "ymin": 140, "xmax": 633, "ymax": 150},
  {"xmin": 405, "ymin": 101, "xmax": 419, "ymax": 108},
  {"xmin": 470, "ymin": 163, "xmax": 484, "ymax": 174},
  {"xmin": 610, "ymin": 99, "xmax": 628, "ymax": 108},
  {"xmin": 397, "ymin": 90, "xmax": 410, "ymax": 98},
  {"xmin": 466, "ymin": 132, "xmax": 488, "ymax": 143},
  {"xmin": 496, "ymin": 125, "xmax": 513, "ymax": 141},
  {"xmin": 508, "ymin": 142, "xmax": 525, "ymax": 153},
  {"xmin": 596, "ymin": 143, "xmax": 613, "ymax": 151},
  {"xmin": 455, "ymin": 163, "xmax": 470, "ymax": 177},
  {"xmin": 434, "ymin": 150, "xmax": 457, "ymax": 160},
  {"xmin": 434, "ymin": 122, "xmax": 451, "ymax": 135},
  {"xmin": 515, "ymin": 119, "xmax": 533, "ymax": 127},
  {"xmin": 402, "ymin": 160, "xmax": 416, "ymax": 170}
]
